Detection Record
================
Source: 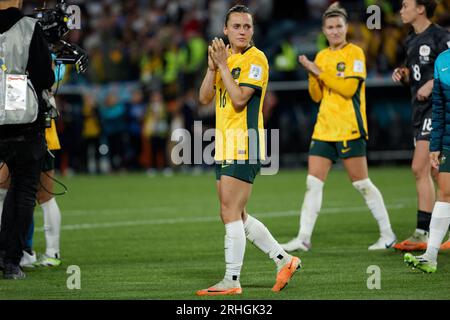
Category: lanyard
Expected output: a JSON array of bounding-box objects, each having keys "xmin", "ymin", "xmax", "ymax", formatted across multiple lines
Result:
[{"xmin": 0, "ymin": 58, "xmax": 6, "ymax": 72}]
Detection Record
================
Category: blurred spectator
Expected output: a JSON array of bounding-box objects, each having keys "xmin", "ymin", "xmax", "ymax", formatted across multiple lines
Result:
[
  {"xmin": 99, "ymin": 91, "xmax": 127, "ymax": 171},
  {"xmin": 81, "ymin": 93, "xmax": 101, "ymax": 174},
  {"xmin": 272, "ymin": 36, "xmax": 299, "ymax": 81},
  {"xmin": 182, "ymin": 29, "xmax": 207, "ymax": 91},
  {"xmin": 143, "ymin": 91, "xmax": 169, "ymax": 174},
  {"xmin": 126, "ymin": 89, "xmax": 148, "ymax": 169}
]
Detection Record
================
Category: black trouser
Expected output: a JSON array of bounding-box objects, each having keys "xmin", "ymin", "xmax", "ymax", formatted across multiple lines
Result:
[{"xmin": 0, "ymin": 133, "xmax": 46, "ymax": 265}]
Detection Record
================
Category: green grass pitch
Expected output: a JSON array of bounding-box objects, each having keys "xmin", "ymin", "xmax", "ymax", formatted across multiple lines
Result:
[{"xmin": 1, "ymin": 166, "xmax": 449, "ymax": 299}]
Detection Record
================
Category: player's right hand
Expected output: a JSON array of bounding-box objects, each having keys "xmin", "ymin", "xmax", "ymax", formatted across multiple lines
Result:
[
  {"xmin": 392, "ymin": 68, "xmax": 404, "ymax": 82},
  {"xmin": 430, "ymin": 151, "xmax": 441, "ymax": 170},
  {"xmin": 299, "ymin": 55, "xmax": 321, "ymax": 77},
  {"xmin": 208, "ymin": 46, "xmax": 217, "ymax": 72}
]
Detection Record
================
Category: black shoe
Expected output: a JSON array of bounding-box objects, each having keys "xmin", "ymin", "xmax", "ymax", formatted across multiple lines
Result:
[{"xmin": 3, "ymin": 263, "xmax": 26, "ymax": 280}]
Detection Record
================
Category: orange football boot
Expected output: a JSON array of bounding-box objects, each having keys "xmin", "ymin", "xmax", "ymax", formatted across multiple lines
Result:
[
  {"xmin": 272, "ymin": 256, "xmax": 301, "ymax": 292},
  {"xmin": 393, "ymin": 231, "xmax": 428, "ymax": 251},
  {"xmin": 440, "ymin": 239, "xmax": 450, "ymax": 250}
]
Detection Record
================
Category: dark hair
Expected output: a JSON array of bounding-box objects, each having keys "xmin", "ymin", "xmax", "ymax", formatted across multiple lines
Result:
[
  {"xmin": 225, "ymin": 5, "xmax": 253, "ymax": 26},
  {"xmin": 322, "ymin": 2, "xmax": 348, "ymax": 24},
  {"xmin": 415, "ymin": 0, "xmax": 437, "ymax": 19}
]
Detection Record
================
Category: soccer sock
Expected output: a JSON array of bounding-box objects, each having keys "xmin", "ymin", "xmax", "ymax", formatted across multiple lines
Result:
[
  {"xmin": 41, "ymin": 197, "xmax": 61, "ymax": 258},
  {"xmin": 0, "ymin": 188, "xmax": 7, "ymax": 230},
  {"xmin": 244, "ymin": 215, "xmax": 291, "ymax": 268},
  {"xmin": 224, "ymin": 220, "xmax": 246, "ymax": 282},
  {"xmin": 417, "ymin": 210, "xmax": 432, "ymax": 233},
  {"xmin": 24, "ymin": 216, "xmax": 34, "ymax": 254},
  {"xmin": 298, "ymin": 175, "xmax": 324, "ymax": 243},
  {"xmin": 425, "ymin": 202, "xmax": 450, "ymax": 262},
  {"xmin": 352, "ymin": 179, "xmax": 394, "ymax": 238}
]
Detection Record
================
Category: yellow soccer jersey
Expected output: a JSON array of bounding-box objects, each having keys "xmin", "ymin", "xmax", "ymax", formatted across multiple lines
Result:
[
  {"xmin": 214, "ymin": 46, "xmax": 268, "ymax": 161},
  {"xmin": 312, "ymin": 43, "xmax": 367, "ymax": 142},
  {"xmin": 45, "ymin": 119, "xmax": 61, "ymax": 151}
]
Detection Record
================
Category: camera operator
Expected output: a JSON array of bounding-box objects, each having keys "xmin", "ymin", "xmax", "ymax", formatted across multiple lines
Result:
[{"xmin": 0, "ymin": 0, "xmax": 55, "ymax": 279}]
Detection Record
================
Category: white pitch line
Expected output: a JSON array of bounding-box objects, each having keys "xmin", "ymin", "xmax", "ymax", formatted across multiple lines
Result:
[{"xmin": 35, "ymin": 203, "xmax": 409, "ymax": 232}]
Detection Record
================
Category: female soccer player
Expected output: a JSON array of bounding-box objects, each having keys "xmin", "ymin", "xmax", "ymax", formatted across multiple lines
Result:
[
  {"xmin": 281, "ymin": 2, "xmax": 397, "ymax": 252},
  {"xmin": 392, "ymin": 0, "xmax": 450, "ymax": 251},
  {"xmin": 404, "ymin": 48, "xmax": 450, "ymax": 273},
  {"xmin": 196, "ymin": 5, "xmax": 300, "ymax": 296}
]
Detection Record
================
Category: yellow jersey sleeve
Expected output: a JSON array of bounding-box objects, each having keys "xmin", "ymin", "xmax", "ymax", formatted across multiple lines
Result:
[
  {"xmin": 308, "ymin": 74, "xmax": 323, "ymax": 103},
  {"xmin": 238, "ymin": 52, "xmax": 268, "ymax": 91},
  {"xmin": 345, "ymin": 46, "xmax": 367, "ymax": 81},
  {"xmin": 307, "ymin": 50, "xmax": 325, "ymax": 102}
]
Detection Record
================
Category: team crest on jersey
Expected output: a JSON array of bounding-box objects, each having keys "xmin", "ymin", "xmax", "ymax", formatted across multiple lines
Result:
[
  {"xmin": 419, "ymin": 45, "xmax": 431, "ymax": 64},
  {"xmin": 441, "ymin": 155, "xmax": 446, "ymax": 165},
  {"xmin": 231, "ymin": 67, "xmax": 241, "ymax": 80},
  {"xmin": 337, "ymin": 62, "xmax": 346, "ymax": 72},
  {"xmin": 336, "ymin": 62, "xmax": 346, "ymax": 77}
]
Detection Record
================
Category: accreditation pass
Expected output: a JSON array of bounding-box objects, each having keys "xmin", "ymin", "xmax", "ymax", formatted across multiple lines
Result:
[{"xmin": 5, "ymin": 74, "xmax": 27, "ymax": 111}]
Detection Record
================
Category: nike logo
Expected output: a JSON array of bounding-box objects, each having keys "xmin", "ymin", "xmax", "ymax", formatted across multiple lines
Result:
[
  {"xmin": 341, "ymin": 148, "xmax": 351, "ymax": 154},
  {"xmin": 385, "ymin": 240, "xmax": 396, "ymax": 248},
  {"xmin": 222, "ymin": 165, "xmax": 231, "ymax": 168},
  {"xmin": 421, "ymin": 132, "xmax": 431, "ymax": 136},
  {"xmin": 442, "ymin": 67, "xmax": 449, "ymax": 72}
]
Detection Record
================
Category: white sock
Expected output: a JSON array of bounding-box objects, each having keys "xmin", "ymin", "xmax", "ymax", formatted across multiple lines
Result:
[
  {"xmin": 298, "ymin": 175, "xmax": 324, "ymax": 243},
  {"xmin": 41, "ymin": 197, "xmax": 61, "ymax": 258},
  {"xmin": 353, "ymin": 179, "xmax": 394, "ymax": 239},
  {"xmin": 244, "ymin": 215, "xmax": 291, "ymax": 267},
  {"xmin": 0, "ymin": 188, "xmax": 7, "ymax": 230},
  {"xmin": 224, "ymin": 220, "xmax": 246, "ymax": 282},
  {"xmin": 425, "ymin": 202, "xmax": 450, "ymax": 262}
]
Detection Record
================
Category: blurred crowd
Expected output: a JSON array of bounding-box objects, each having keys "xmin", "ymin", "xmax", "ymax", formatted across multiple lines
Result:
[{"xmin": 22, "ymin": 0, "xmax": 450, "ymax": 174}]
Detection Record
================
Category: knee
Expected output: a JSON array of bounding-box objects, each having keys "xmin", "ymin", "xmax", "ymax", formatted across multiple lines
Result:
[
  {"xmin": 36, "ymin": 191, "xmax": 52, "ymax": 205},
  {"xmin": 352, "ymin": 178, "xmax": 379, "ymax": 197},
  {"xmin": 220, "ymin": 201, "xmax": 233, "ymax": 222},
  {"xmin": 220, "ymin": 201, "xmax": 243, "ymax": 224},
  {"xmin": 411, "ymin": 162, "xmax": 429, "ymax": 179},
  {"xmin": 306, "ymin": 175, "xmax": 324, "ymax": 191}
]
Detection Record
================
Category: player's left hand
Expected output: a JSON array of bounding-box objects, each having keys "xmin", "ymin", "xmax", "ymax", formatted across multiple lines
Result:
[
  {"xmin": 211, "ymin": 38, "xmax": 230, "ymax": 69},
  {"xmin": 417, "ymin": 79, "xmax": 434, "ymax": 101},
  {"xmin": 430, "ymin": 151, "xmax": 440, "ymax": 170}
]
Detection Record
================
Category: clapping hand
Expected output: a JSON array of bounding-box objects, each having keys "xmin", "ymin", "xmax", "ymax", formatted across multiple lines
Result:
[
  {"xmin": 299, "ymin": 55, "xmax": 321, "ymax": 77},
  {"xmin": 210, "ymin": 38, "xmax": 230, "ymax": 69}
]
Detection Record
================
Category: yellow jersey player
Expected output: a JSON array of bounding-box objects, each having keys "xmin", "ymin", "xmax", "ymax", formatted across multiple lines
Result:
[
  {"xmin": 281, "ymin": 2, "xmax": 397, "ymax": 252},
  {"xmin": 196, "ymin": 5, "xmax": 300, "ymax": 296},
  {"xmin": 33, "ymin": 117, "xmax": 63, "ymax": 267}
]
